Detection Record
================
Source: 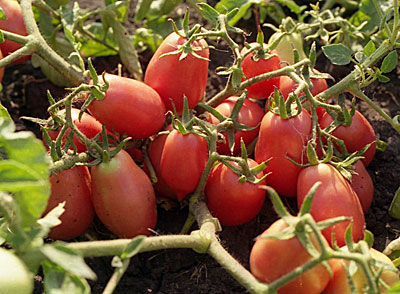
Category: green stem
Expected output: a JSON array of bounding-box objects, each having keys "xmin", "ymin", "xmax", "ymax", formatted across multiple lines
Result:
[
  {"xmin": 49, "ymin": 152, "xmax": 91, "ymax": 175},
  {"xmin": 102, "ymin": 259, "xmax": 130, "ymax": 294}
]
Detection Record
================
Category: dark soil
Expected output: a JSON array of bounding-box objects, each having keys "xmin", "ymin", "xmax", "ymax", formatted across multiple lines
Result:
[{"xmin": 1, "ymin": 1, "xmax": 399, "ymax": 293}]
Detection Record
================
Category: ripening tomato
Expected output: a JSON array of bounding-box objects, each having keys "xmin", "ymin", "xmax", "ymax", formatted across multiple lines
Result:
[
  {"xmin": 87, "ymin": 74, "xmax": 166, "ymax": 139},
  {"xmin": 279, "ymin": 72, "xmax": 328, "ymax": 100},
  {"xmin": 43, "ymin": 166, "xmax": 94, "ymax": 240},
  {"xmin": 250, "ymin": 218, "xmax": 331, "ymax": 294},
  {"xmin": 254, "ymin": 109, "xmax": 312, "ymax": 197},
  {"xmin": 268, "ymin": 32, "xmax": 306, "ymax": 65},
  {"xmin": 91, "ymin": 149, "xmax": 157, "ymax": 238},
  {"xmin": 145, "ymin": 130, "xmax": 177, "ymax": 200},
  {"xmin": 241, "ymin": 47, "xmax": 281, "ymax": 100},
  {"xmin": 0, "ymin": 0, "xmax": 29, "ymax": 64},
  {"xmin": 144, "ymin": 32, "xmax": 209, "ymax": 114},
  {"xmin": 324, "ymin": 248, "xmax": 399, "ymax": 294},
  {"xmin": 350, "ymin": 160, "xmax": 374, "ymax": 213},
  {"xmin": 297, "ymin": 163, "xmax": 365, "ymax": 247},
  {"xmin": 44, "ymin": 108, "xmax": 104, "ymax": 153},
  {"xmin": 205, "ymin": 159, "xmax": 266, "ymax": 226},
  {"xmin": 0, "ymin": 248, "xmax": 33, "ymax": 294},
  {"xmin": 319, "ymin": 110, "xmax": 376, "ymax": 166},
  {"xmin": 208, "ymin": 96, "xmax": 264, "ymax": 155},
  {"xmin": 160, "ymin": 129, "xmax": 208, "ymax": 201}
]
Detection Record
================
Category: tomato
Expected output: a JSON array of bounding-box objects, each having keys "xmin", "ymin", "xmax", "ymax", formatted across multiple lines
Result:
[
  {"xmin": 91, "ymin": 149, "xmax": 157, "ymax": 238},
  {"xmin": 350, "ymin": 160, "xmax": 374, "ymax": 213},
  {"xmin": 205, "ymin": 159, "xmax": 266, "ymax": 226},
  {"xmin": 144, "ymin": 32, "xmax": 209, "ymax": 114},
  {"xmin": 0, "ymin": 248, "xmax": 33, "ymax": 294},
  {"xmin": 241, "ymin": 47, "xmax": 281, "ymax": 100},
  {"xmin": 297, "ymin": 163, "xmax": 365, "ymax": 247},
  {"xmin": 160, "ymin": 129, "xmax": 208, "ymax": 201},
  {"xmin": 43, "ymin": 166, "xmax": 94, "ymax": 240},
  {"xmin": 254, "ymin": 109, "xmax": 312, "ymax": 197},
  {"xmin": 126, "ymin": 147, "xmax": 143, "ymax": 163},
  {"xmin": 324, "ymin": 248, "xmax": 399, "ymax": 294},
  {"xmin": 45, "ymin": 108, "xmax": 104, "ymax": 153},
  {"xmin": 250, "ymin": 218, "xmax": 331, "ymax": 294},
  {"xmin": 268, "ymin": 31, "xmax": 306, "ymax": 65},
  {"xmin": 87, "ymin": 74, "xmax": 166, "ymax": 139},
  {"xmin": 0, "ymin": 0, "xmax": 29, "ymax": 64},
  {"xmin": 208, "ymin": 96, "xmax": 264, "ymax": 155},
  {"xmin": 145, "ymin": 131, "xmax": 177, "ymax": 200},
  {"xmin": 319, "ymin": 110, "xmax": 376, "ymax": 166},
  {"xmin": 279, "ymin": 73, "xmax": 328, "ymax": 100}
]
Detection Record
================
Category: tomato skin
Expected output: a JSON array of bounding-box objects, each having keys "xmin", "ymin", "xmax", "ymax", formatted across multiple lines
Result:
[
  {"xmin": 43, "ymin": 166, "xmax": 94, "ymax": 240},
  {"xmin": 297, "ymin": 163, "xmax": 365, "ymax": 247},
  {"xmin": 160, "ymin": 130, "xmax": 208, "ymax": 201},
  {"xmin": 91, "ymin": 149, "xmax": 157, "ymax": 238},
  {"xmin": 350, "ymin": 160, "xmax": 374, "ymax": 213},
  {"xmin": 254, "ymin": 109, "xmax": 312, "ymax": 197},
  {"xmin": 241, "ymin": 48, "xmax": 281, "ymax": 100},
  {"xmin": 279, "ymin": 74, "xmax": 328, "ymax": 100},
  {"xmin": 0, "ymin": 0, "xmax": 29, "ymax": 64},
  {"xmin": 87, "ymin": 74, "xmax": 166, "ymax": 139},
  {"xmin": 144, "ymin": 32, "xmax": 209, "ymax": 114},
  {"xmin": 205, "ymin": 159, "xmax": 266, "ymax": 226},
  {"xmin": 45, "ymin": 108, "xmax": 104, "ymax": 153},
  {"xmin": 250, "ymin": 218, "xmax": 331, "ymax": 294},
  {"xmin": 0, "ymin": 248, "xmax": 33, "ymax": 294},
  {"xmin": 324, "ymin": 248, "xmax": 399, "ymax": 294},
  {"xmin": 319, "ymin": 110, "xmax": 376, "ymax": 166},
  {"xmin": 208, "ymin": 97, "xmax": 264, "ymax": 155},
  {"xmin": 268, "ymin": 32, "xmax": 306, "ymax": 65}
]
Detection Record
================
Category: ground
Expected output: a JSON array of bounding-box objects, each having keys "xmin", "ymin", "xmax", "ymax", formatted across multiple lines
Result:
[{"xmin": 0, "ymin": 1, "xmax": 399, "ymax": 293}]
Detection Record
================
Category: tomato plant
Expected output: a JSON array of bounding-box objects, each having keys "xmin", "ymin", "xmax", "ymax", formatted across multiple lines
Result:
[
  {"xmin": 249, "ymin": 218, "xmax": 331, "ymax": 294},
  {"xmin": 87, "ymin": 74, "xmax": 166, "ymax": 139},
  {"xmin": 90, "ymin": 149, "xmax": 157, "ymax": 238},
  {"xmin": 241, "ymin": 47, "xmax": 281, "ymax": 100},
  {"xmin": 0, "ymin": 0, "xmax": 29, "ymax": 64},
  {"xmin": 160, "ymin": 129, "xmax": 208, "ymax": 201},
  {"xmin": 0, "ymin": 248, "xmax": 33, "ymax": 294},
  {"xmin": 43, "ymin": 166, "xmax": 94, "ymax": 240},
  {"xmin": 297, "ymin": 163, "xmax": 365, "ymax": 247},
  {"xmin": 205, "ymin": 159, "xmax": 266, "ymax": 226},
  {"xmin": 268, "ymin": 31, "xmax": 306, "ymax": 65},
  {"xmin": 255, "ymin": 109, "xmax": 312, "ymax": 197},
  {"xmin": 208, "ymin": 96, "xmax": 264, "ymax": 155},
  {"xmin": 279, "ymin": 72, "xmax": 328, "ymax": 100},
  {"xmin": 144, "ymin": 31, "xmax": 209, "ymax": 114}
]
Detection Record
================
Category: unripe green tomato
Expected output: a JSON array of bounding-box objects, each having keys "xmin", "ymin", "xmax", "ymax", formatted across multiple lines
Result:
[
  {"xmin": 268, "ymin": 32, "xmax": 306, "ymax": 64},
  {"xmin": 0, "ymin": 248, "xmax": 33, "ymax": 294}
]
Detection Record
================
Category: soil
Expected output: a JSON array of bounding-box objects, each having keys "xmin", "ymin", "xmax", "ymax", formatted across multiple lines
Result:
[{"xmin": 1, "ymin": 1, "xmax": 399, "ymax": 294}]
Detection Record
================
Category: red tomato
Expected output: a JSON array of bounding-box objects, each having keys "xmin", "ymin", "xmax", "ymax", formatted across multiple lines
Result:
[
  {"xmin": 145, "ymin": 131, "xmax": 177, "ymax": 200},
  {"xmin": 205, "ymin": 159, "xmax": 266, "ymax": 226},
  {"xmin": 250, "ymin": 218, "xmax": 331, "ymax": 294},
  {"xmin": 254, "ymin": 109, "xmax": 312, "ymax": 197},
  {"xmin": 241, "ymin": 47, "xmax": 281, "ymax": 100},
  {"xmin": 91, "ymin": 149, "xmax": 157, "ymax": 238},
  {"xmin": 43, "ymin": 166, "xmax": 94, "ymax": 240},
  {"xmin": 126, "ymin": 148, "xmax": 143, "ymax": 163},
  {"xmin": 87, "ymin": 74, "xmax": 166, "ymax": 139},
  {"xmin": 160, "ymin": 129, "xmax": 208, "ymax": 201},
  {"xmin": 45, "ymin": 108, "xmax": 104, "ymax": 153},
  {"xmin": 0, "ymin": 0, "xmax": 29, "ymax": 64},
  {"xmin": 208, "ymin": 97, "xmax": 264, "ymax": 155},
  {"xmin": 350, "ymin": 160, "xmax": 374, "ymax": 213},
  {"xmin": 297, "ymin": 163, "xmax": 365, "ymax": 247},
  {"xmin": 279, "ymin": 73, "xmax": 328, "ymax": 100},
  {"xmin": 324, "ymin": 248, "xmax": 399, "ymax": 294},
  {"xmin": 144, "ymin": 32, "xmax": 209, "ymax": 114},
  {"xmin": 319, "ymin": 110, "xmax": 376, "ymax": 166}
]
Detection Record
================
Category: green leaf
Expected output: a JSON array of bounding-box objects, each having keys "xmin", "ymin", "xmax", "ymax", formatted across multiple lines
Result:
[
  {"xmin": 389, "ymin": 187, "xmax": 400, "ymax": 219},
  {"xmin": 0, "ymin": 102, "xmax": 10, "ymax": 120},
  {"xmin": 80, "ymin": 23, "xmax": 118, "ymax": 58},
  {"xmin": 197, "ymin": 3, "xmax": 220, "ymax": 26},
  {"xmin": 0, "ymin": 118, "xmax": 50, "ymax": 228},
  {"xmin": 377, "ymin": 73, "xmax": 390, "ymax": 83},
  {"xmin": 121, "ymin": 236, "xmax": 146, "ymax": 259},
  {"xmin": 0, "ymin": 7, "xmax": 5, "ymax": 20},
  {"xmin": 355, "ymin": 52, "xmax": 366, "ymax": 63},
  {"xmin": 363, "ymin": 40, "xmax": 376, "ymax": 57},
  {"xmin": 41, "ymin": 244, "xmax": 96, "ymax": 280},
  {"xmin": 37, "ymin": 203, "xmax": 65, "ymax": 239},
  {"xmin": 381, "ymin": 51, "xmax": 398, "ymax": 73},
  {"xmin": 135, "ymin": 0, "xmax": 154, "ymax": 22},
  {"xmin": 322, "ymin": 44, "xmax": 353, "ymax": 65},
  {"xmin": 43, "ymin": 264, "xmax": 91, "ymax": 294},
  {"xmin": 376, "ymin": 139, "xmax": 387, "ymax": 152},
  {"xmin": 363, "ymin": 230, "xmax": 374, "ymax": 248}
]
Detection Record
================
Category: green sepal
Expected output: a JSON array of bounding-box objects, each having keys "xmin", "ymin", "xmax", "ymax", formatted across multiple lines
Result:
[
  {"xmin": 345, "ymin": 222, "xmax": 355, "ymax": 251},
  {"xmin": 316, "ymin": 216, "xmax": 350, "ymax": 231},
  {"xmin": 121, "ymin": 235, "xmax": 146, "ymax": 259},
  {"xmin": 298, "ymin": 182, "xmax": 321, "ymax": 216},
  {"xmin": 263, "ymin": 185, "xmax": 292, "ymax": 220}
]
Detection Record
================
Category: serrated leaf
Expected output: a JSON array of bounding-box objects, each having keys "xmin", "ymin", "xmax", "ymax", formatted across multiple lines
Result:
[
  {"xmin": 41, "ymin": 244, "xmax": 96, "ymax": 280},
  {"xmin": 37, "ymin": 203, "xmax": 65, "ymax": 238},
  {"xmin": 121, "ymin": 236, "xmax": 146, "ymax": 259},
  {"xmin": 363, "ymin": 40, "xmax": 376, "ymax": 57},
  {"xmin": 322, "ymin": 44, "xmax": 353, "ymax": 65},
  {"xmin": 197, "ymin": 3, "xmax": 220, "ymax": 26},
  {"xmin": 381, "ymin": 51, "xmax": 398, "ymax": 73},
  {"xmin": 43, "ymin": 266, "xmax": 91, "ymax": 294}
]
